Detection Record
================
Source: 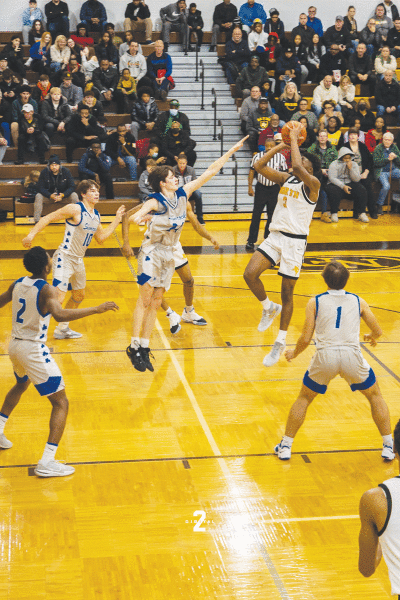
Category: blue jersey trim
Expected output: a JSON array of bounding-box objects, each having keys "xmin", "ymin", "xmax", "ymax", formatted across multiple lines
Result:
[
  {"xmin": 14, "ymin": 372, "xmax": 29, "ymax": 384},
  {"xmin": 345, "ymin": 291, "xmax": 361, "ymax": 315},
  {"xmin": 53, "ymin": 278, "xmax": 72, "ymax": 291},
  {"xmin": 303, "ymin": 370, "xmax": 327, "ymax": 394},
  {"xmin": 66, "ymin": 202, "xmax": 84, "ymax": 227},
  {"xmin": 35, "ymin": 375, "xmax": 62, "ymax": 397},
  {"xmin": 15, "ymin": 276, "xmax": 25, "ymax": 285},
  {"xmin": 33, "ymin": 279, "xmax": 50, "ymax": 318},
  {"xmin": 137, "ymin": 272, "xmax": 152, "ymax": 286},
  {"xmin": 315, "ymin": 292, "xmax": 328, "ymax": 318},
  {"xmin": 350, "ymin": 368, "xmax": 376, "ymax": 392}
]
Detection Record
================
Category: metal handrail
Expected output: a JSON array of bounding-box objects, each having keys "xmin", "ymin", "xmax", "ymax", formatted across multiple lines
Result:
[
  {"xmin": 211, "ymin": 87, "xmax": 217, "ymax": 141},
  {"xmin": 199, "ymin": 59, "xmax": 205, "ymax": 110},
  {"xmin": 218, "ymin": 119, "xmax": 224, "ymax": 173},
  {"xmin": 194, "ymin": 33, "xmax": 199, "ymax": 81},
  {"xmin": 232, "ymin": 154, "xmax": 238, "ymax": 212}
]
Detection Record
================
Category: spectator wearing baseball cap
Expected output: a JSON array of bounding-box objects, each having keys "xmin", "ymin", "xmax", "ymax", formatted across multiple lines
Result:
[
  {"xmin": 248, "ymin": 18, "xmax": 269, "ymax": 52},
  {"xmin": 60, "ymin": 72, "xmax": 83, "ymax": 111},
  {"xmin": 264, "ymin": 9, "xmax": 285, "ymax": 44},
  {"xmin": 276, "ymin": 46, "xmax": 302, "ymax": 93},
  {"xmin": 324, "ymin": 15, "xmax": 353, "ymax": 53},
  {"xmin": 34, "ymin": 155, "xmax": 78, "ymax": 223},
  {"xmin": 153, "ymin": 98, "xmax": 191, "ymax": 141},
  {"xmin": 15, "ymin": 103, "xmax": 48, "ymax": 165},
  {"xmin": 239, "ymin": 0, "xmax": 267, "ymax": 33},
  {"xmin": 11, "ymin": 85, "xmax": 39, "ymax": 148}
]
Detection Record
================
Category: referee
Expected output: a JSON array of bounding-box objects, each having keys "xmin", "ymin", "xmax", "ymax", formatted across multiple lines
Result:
[{"xmin": 246, "ymin": 138, "xmax": 288, "ymax": 251}]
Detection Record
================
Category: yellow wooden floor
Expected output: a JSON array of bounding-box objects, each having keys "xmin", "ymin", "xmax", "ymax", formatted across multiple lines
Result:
[{"xmin": 1, "ymin": 213, "xmax": 400, "ymax": 599}]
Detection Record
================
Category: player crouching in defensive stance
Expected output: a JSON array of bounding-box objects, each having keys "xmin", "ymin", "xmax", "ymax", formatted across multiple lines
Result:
[
  {"xmin": 275, "ymin": 261, "xmax": 394, "ymax": 462},
  {"xmin": 124, "ymin": 137, "xmax": 247, "ymax": 372},
  {"xmin": 0, "ymin": 247, "xmax": 118, "ymax": 477},
  {"xmin": 244, "ymin": 121, "xmax": 321, "ymax": 367}
]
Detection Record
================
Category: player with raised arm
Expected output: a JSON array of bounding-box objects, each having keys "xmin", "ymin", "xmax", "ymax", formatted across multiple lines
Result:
[
  {"xmin": 22, "ymin": 180, "xmax": 125, "ymax": 339},
  {"xmin": 358, "ymin": 419, "xmax": 400, "ymax": 595},
  {"xmin": 122, "ymin": 195, "xmax": 220, "ymax": 335},
  {"xmin": 274, "ymin": 261, "xmax": 394, "ymax": 461},
  {"xmin": 244, "ymin": 121, "xmax": 321, "ymax": 367},
  {"xmin": 124, "ymin": 137, "xmax": 247, "ymax": 372},
  {"xmin": 0, "ymin": 246, "xmax": 118, "ymax": 477}
]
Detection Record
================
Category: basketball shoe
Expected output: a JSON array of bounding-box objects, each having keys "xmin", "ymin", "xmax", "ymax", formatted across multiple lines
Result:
[
  {"xmin": 382, "ymin": 444, "xmax": 395, "ymax": 461},
  {"xmin": 0, "ymin": 433, "xmax": 13, "ymax": 449},
  {"xmin": 54, "ymin": 327, "xmax": 82, "ymax": 339},
  {"xmin": 258, "ymin": 302, "xmax": 281, "ymax": 332},
  {"xmin": 274, "ymin": 440, "xmax": 291, "ymax": 460},
  {"xmin": 34, "ymin": 460, "xmax": 75, "ymax": 477},
  {"xmin": 167, "ymin": 310, "xmax": 181, "ymax": 334},
  {"xmin": 182, "ymin": 307, "xmax": 207, "ymax": 325},
  {"xmin": 126, "ymin": 345, "xmax": 146, "ymax": 372},
  {"xmin": 263, "ymin": 341, "xmax": 286, "ymax": 367},
  {"xmin": 141, "ymin": 347, "xmax": 155, "ymax": 372}
]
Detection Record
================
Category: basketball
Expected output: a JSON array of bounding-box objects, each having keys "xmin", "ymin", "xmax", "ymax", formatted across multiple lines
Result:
[{"xmin": 281, "ymin": 121, "xmax": 307, "ymax": 146}]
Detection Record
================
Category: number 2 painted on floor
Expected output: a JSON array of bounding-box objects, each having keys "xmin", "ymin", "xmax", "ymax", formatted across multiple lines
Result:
[
  {"xmin": 335, "ymin": 306, "xmax": 342, "ymax": 328},
  {"xmin": 193, "ymin": 510, "xmax": 206, "ymax": 532}
]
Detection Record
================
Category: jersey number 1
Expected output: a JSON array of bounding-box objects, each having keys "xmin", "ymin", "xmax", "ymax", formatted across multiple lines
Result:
[
  {"xmin": 335, "ymin": 306, "xmax": 342, "ymax": 329},
  {"xmin": 16, "ymin": 298, "xmax": 26, "ymax": 323}
]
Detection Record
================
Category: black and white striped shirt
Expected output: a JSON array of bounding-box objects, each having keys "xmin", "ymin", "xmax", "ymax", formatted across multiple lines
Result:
[{"xmin": 250, "ymin": 152, "xmax": 288, "ymax": 187}]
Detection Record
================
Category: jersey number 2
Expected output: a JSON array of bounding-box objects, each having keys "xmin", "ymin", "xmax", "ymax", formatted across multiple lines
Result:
[
  {"xmin": 335, "ymin": 306, "xmax": 342, "ymax": 329},
  {"xmin": 16, "ymin": 298, "xmax": 26, "ymax": 323}
]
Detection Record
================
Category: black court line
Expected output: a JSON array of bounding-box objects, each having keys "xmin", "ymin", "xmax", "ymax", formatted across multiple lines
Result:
[
  {"xmin": 301, "ymin": 455, "xmax": 311, "ymax": 463},
  {"xmin": 0, "ymin": 446, "xmax": 386, "ymax": 471},
  {"xmin": 361, "ymin": 343, "xmax": 400, "ymax": 385}
]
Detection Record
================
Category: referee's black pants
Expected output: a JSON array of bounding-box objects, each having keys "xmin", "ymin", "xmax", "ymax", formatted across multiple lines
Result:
[{"xmin": 247, "ymin": 182, "xmax": 280, "ymax": 244}]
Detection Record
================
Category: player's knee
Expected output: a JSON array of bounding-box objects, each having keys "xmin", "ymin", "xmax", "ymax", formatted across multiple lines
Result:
[
  {"xmin": 72, "ymin": 289, "xmax": 85, "ymax": 303},
  {"xmin": 15, "ymin": 380, "xmax": 30, "ymax": 393},
  {"xmin": 183, "ymin": 277, "xmax": 194, "ymax": 288},
  {"xmin": 243, "ymin": 265, "xmax": 255, "ymax": 284},
  {"xmin": 48, "ymin": 391, "xmax": 69, "ymax": 412}
]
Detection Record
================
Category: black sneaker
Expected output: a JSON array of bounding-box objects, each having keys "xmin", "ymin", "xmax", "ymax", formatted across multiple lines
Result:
[
  {"xmin": 141, "ymin": 347, "xmax": 155, "ymax": 372},
  {"xmin": 377, "ymin": 206, "xmax": 384, "ymax": 215},
  {"xmin": 245, "ymin": 242, "xmax": 255, "ymax": 251},
  {"xmin": 126, "ymin": 345, "xmax": 146, "ymax": 372},
  {"xmin": 209, "ymin": 45, "xmax": 215, "ymax": 52}
]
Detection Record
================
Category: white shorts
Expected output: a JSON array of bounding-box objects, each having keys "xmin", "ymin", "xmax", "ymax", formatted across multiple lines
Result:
[
  {"xmin": 9, "ymin": 339, "xmax": 65, "ymax": 397},
  {"xmin": 52, "ymin": 250, "xmax": 86, "ymax": 292},
  {"xmin": 137, "ymin": 245, "xmax": 175, "ymax": 291},
  {"xmin": 173, "ymin": 242, "xmax": 188, "ymax": 270},
  {"xmin": 257, "ymin": 230, "xmax": 307, "ymax": 279},
  {"xmin": 304, "ymin": 347, "xmax": 376, "ymax": 394}
]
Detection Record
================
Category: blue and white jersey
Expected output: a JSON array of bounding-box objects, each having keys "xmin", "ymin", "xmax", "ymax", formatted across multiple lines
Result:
[
  {"xmin": 58, "ymin": 202, "xmax": 100, "ymax": 259},
  {"xmin": 141, "ymin": 187, "xmax": 187, "ymax": 252},
  {"xmin": 314, "ymin": 289, "xmax": 361, "ymax": 350},
  {"xmin": 11, "ymin": 277, "xmax": 51, "ymax": 343}
]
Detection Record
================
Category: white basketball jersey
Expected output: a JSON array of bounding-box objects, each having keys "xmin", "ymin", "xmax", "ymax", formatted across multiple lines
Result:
[
  {"xmin": 58, "ymin": 202, "xmax": 100, "ymax": 259},
  {"xmin": 11, "ymin": 277, "xmax": 51, "ymax": 343},
  {"xmin": 270, "ymin": 175, "xmax": 318, "ymax": 236},
  {"xmin": 378, "ymin": 476, "xmax": 400, "ymax": 594},
  {"xmin": 141, "ymin": 187, "xmax": 187, "ymax": 251},
  {"xmin": 314, "ymin": 289, "xmax": 361, "ymax": 350}
]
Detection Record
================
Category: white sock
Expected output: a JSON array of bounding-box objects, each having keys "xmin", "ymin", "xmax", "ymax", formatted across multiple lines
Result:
[
  {"xmin": 140, "ymin": 338, "xmax": 149, "ymax": 348},
  {"xmin": 282, "ymin": 435, "xmax": 294, "ymax": 448},
  {"xmin": 166, "ymin": 307, "xmax": 173, "ymax": 316},
  {"xmin": 276, "ymin": 330, "xmax": 287, "ymax": 344},
  {"xmin": 0, "ymin": 412, "xmax": 8, "ymax": 434},
  {"xmin": 130, "ymin": 337, "xmax": 140, "ymax": 349},
  {"xmin": 383, "ymin": 434, "xmax": 394, "ymax": 447},
  {"xmin": 41, "ymin": 442, "xmax": 58, "ymax": 464},
  {"xmin": 56, "ymin": 322, "xmax": 69, "ymax": 331},
  {"xmin": 261, "ymin": 298, "xmax": 272, "ymax": 311},
  {"xmin": 185, "ymin": 305, "xmax": 194, "ymax": 312}
]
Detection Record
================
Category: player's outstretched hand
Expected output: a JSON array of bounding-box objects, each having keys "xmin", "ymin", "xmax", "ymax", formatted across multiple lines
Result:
[
  {"xmin": 96, "ymin": 302, "xmax": 119, "ymax": 313},
  {"xmin": 364, "ymin": 333, "xmax": 377, "ymax": 347},
  {"xmin": 285, "ymin": 349, "xmax": 295, "ymax": 362},
  {"xmin": 289, "ymin": 121, "xmax": 303, "ymax": 138},
  {"xmin": 211, "ymin": 237, "xmax": 220, "ymax": 250},
  {"xmin": 122, "ymin": 244, "xmax": 134, "ymax": 258},
  {"xmin": 230, "ymin": 136, "xmax": 249, "ymax": 153},
  {"xmin": 22, "ymin": 234, "xmax": 34, "ymax": 249},
  {"xmin": 116, "ymin": 205, "xmax": 126, "ymax": 221}
]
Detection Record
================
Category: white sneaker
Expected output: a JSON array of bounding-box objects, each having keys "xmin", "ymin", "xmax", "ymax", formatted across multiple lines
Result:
[
  {"xmin": 0, "ymin": 433, "xmax": 12, "ymax": 449},
  {"xmin": 263, "ymin": 341, "xmax": 286, "ymax": 367},
  {"xmin": 382, "ymin": 444, "xmax": 395, "ymax": 461},
  {"xmin": 274, "ymin": 441, "xmax": 292, "ymax": 460},
  {"xmin": 25, "ymin": 57, "xmax": 32, "ymax": 67},
  {"xmin": 167, "ymin": 310, "xmax": 181, "ymax": 334},
  {"xmin": 181, "ymin": 308, "xmax": 207, "ymax": 325},
  {"xmin": 54, "ymin": 327, "xmax": 82, "ymax": 339},
  {"xmin": 34, "ymin": 459, "xmax": 75, "ymax": 477},
  {"xmin": 331, "ymin": 213, "xmax": 339, "ymax": 223},
  {"xmin": 358, "ymin": 212, "xmax": 369, "ymax": 223},
  {"xmin": 258, "ymin": 302, "xmax": 282, "ymax": 332}
]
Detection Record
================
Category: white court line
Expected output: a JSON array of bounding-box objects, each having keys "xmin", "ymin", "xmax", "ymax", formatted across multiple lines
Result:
[{"xmin": 260, "ymin": 515, "xmax": 359, "ymax": 525}]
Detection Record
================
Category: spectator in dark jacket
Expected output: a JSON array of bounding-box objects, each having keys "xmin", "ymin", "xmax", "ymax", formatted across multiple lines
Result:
[
  {"xmin": 130, "ymin": 86, "xmax": 159, "ymax": 139},
  {"xmin": 45, "ymin": 0, "xmax": 69, "ymax": 38},
  {"xmin": 324, "ymin": 16, "xmax": 353, "ymax": 51},
  {"xmin": 124, "ymin": 0, "xmax": 153, "ymax": 44},
  {"xmin": 77, "ymin": 89, "xmax": 106, "ymax": 124},
  {"xmin": 62, "ymin": 57, "xmax": 86, "ymax": 90},
  {"xmin": 95, "ymin": 32, "xmax": 119, "ymax": 67},
  {"xmin": 387, "ymin": 17, "xmax": 400, "ymax": 56},
  {"xmin": 225, "ymin": 27, "xmax": 251, "ymax": 84},
  {"xmin": 60, "ymin": 72, "xmax": 83, "ymax": 110},
  {"xmin": 319, "ymin": 44, "xmax": 347, "ymax": 81},
  {"xmin": 34, "ymin": 154, "xmax": 78, "ymax": 222},
  {"xmin": 11, "ymin": 85, "xmax": 39, "ymax": 147},
  {"xmin": 188, "ymin": 3, "xmax": 204, "ymax": 48},
  {"xmin": 80, "ymin": 0, "xmax": 107, "ymax": 32},
  {"xmin": 40, "ymin": 86, "xmax": 72, "ymax": 138},
  {"xmin": 210, "ymin": 0, "xmax": 238, "ymax": 50},
  {"xmin": 359, "ymin": 18, "xmax": 381, "ymax": 56},
  {"xmin": 0, "ymin": 122, "xmax": 8, "ymax": 164},
  {"xmin": 353, "ymin": 99, "xmax": 376, "ymax": 132},
  {"xmin": 160, "ymin": 120, "xmax": 196, "ymax": 165},
  {"xmin": 78, "ymin": 142, "xmax": 114, "ymax": 198},
  {"xmin": 264, "ymin": 9, "xmax": 285, "ymax": 43},
  {"xmin": 15, "ymin": 104, "xmax": 48, "ymax": 165},
  {"xmin": 0, "ymin": 92, "xmax": 12, "ymax": 145},
  {"xmin": 92, "ymin": 59, "xmax": 119, "ymax": 104},
  {"xmin": 2, "ymin": 36, "xmax": 26, "ymax": 77},
  {"xmin": 376, "ymin": 69, "xmax": 400, "ymax": 123},
  {"xmin": 0, "ymin": 70, "xmax": 20, "ymax": 105},
  {"xmin": 235, "ymin": 55, "xmax": 269, "ymax": 98},
  {"xmin": 65, "ymin": 105, "xmax": 106, "ymax": 162},
  {"xmin": 276, "ymin": 46, "xmax": 301, "ymax": 93},
  {"xmin": 105, "ymin": 123, "xmax": 137, "ymax": 180},
  {"xmin": 153, "ymin": 98, "xmax": 190, "ymax": 141},
  {"xmin": 291, "ymin": 13, "xmax": 314, "ymax": 45},
  {"xmin": 146, "ymin": 40, "xmax": 173, "ymax": 100},
  {"xmin": 246, "ymin": 97, "xmax": 272, "ymax": 151},
  {"xmin": 348, "ymin": 42, "xmax": 376, "ymax": 94}
]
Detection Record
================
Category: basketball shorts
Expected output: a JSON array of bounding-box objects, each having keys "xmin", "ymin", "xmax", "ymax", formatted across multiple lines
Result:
[
  {"xmin": 303, "ymin": 347, "xmax": 376, "ymax": 394},
  {"xmin": 9, "ymin": 339, "xmax": 65, "ymax": 397},
  {"xmin": 52, "ymin": 250, "xmax": 86, "ymax": 292},
  {"xmin": 257, "ymin": 231, "xmax": 307, "ymax": 279},
  {"xmin": 137, "ymin": 245, "xmax": 175, "ymax": 291},
  {"xmin": 172, "ymin": 242, "xmax": 188, "ymax": 270}
]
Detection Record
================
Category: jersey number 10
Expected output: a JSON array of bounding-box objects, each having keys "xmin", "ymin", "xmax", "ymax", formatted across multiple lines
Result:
[{"xmin": 83, "ymin": 233, "xmax": 93, "ymax": 247}]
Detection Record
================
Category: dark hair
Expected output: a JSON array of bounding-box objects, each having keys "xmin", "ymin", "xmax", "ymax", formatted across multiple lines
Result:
[
  {"xmin": 177, "ymin": 152, "xmax": 187, "ymax": 160},
  {"xmin": 189, "ymin": 2, "xmax": 197, "ymax": 6},
  {"xmin": 148, "ymin": 166, "xmax": 174, "ymax": 193},
  {"xmin": 76, "ymin": 179, "xmax": 100, "ymax": 197},
  {"xmin": 78, "ymin": 104, "xmax": 90, "ymax": 112},
  {"xmin": 2, "ymin": 69, "xmax": 12, "ymax": 80},
  {"xmin": 322, "ymin": 99, "xmax": 335, "ymax": 109},
  {"xmin": 299, "ymin": 116, "xmax": 309, "ymax": 127},
  {"xmin": 125, "ymin": 30, "xmax": 133, "ymax": 39},
  {"xmin": 23, "ymin": 246, "xmax": 48, "ymax": 276},
  {"xmin": 347, "ymin": 127, "xmax": 358, "ymax": 136},
  {"xmin": 302, "ymin": 151, "xmax": 320, "ymax": 175},
  {"xmin": 327, "ymin": 116, "xmax": 341, "ymax": 132},
  {"xmin": 11, "ymin": 35, "xmax": 21, "ymax": 42},
  {"xmin": 321, "ymin": 261, "xmax": 350, "ymax": 289},
  {"xmin": 394, "ymin": 419, "xmax": 400, "ymax": 454},
  {"xmin": 148, "ymin": 142, "xmax": 159, "ymax": 151},
  {"xmin": 138, "ymin": 86, "xmax": 153, "ymax": 99},
  {"xmin": 106, "ymin": 23, "xmax": 115, "ymax": 29}
]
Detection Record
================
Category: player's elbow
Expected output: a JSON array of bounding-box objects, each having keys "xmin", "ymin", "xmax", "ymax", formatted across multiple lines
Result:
[{"xmin": 358, "ymin": 563, "xmax": 375, "ymax": 578}]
